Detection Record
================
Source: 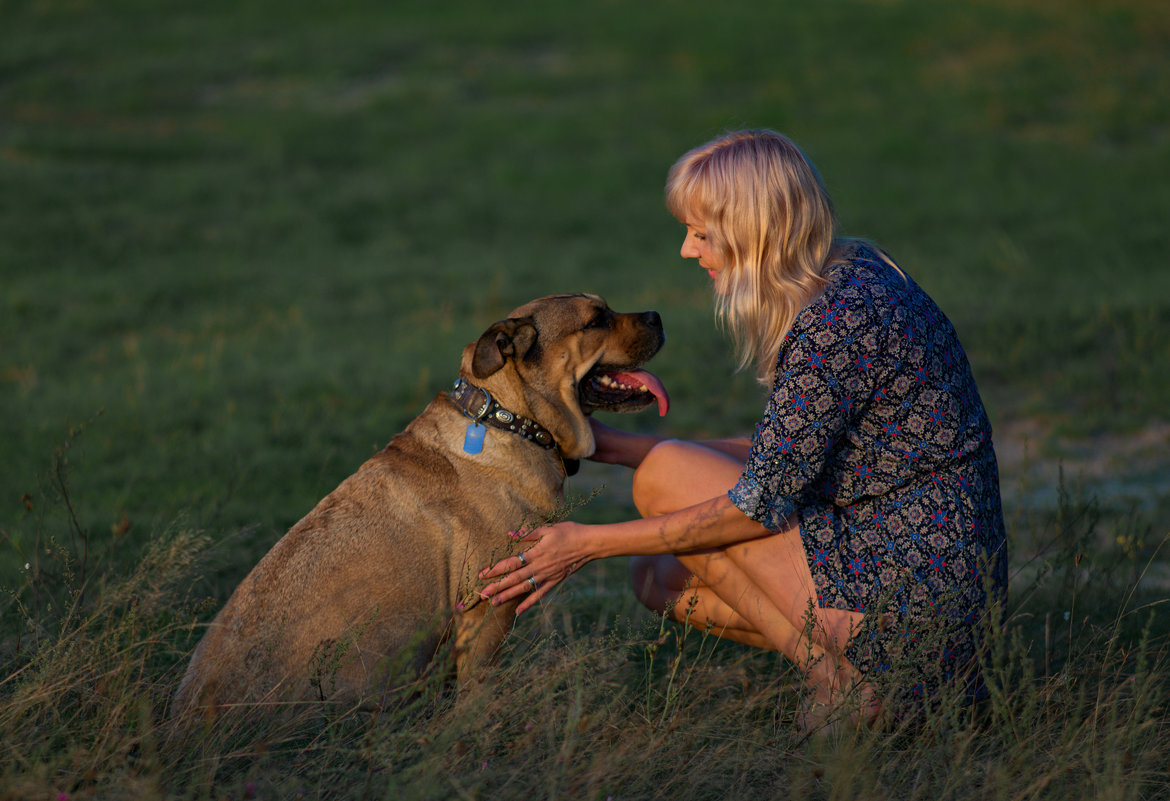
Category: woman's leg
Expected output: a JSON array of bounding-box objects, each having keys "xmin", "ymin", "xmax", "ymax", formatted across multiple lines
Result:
[
  {"xmin": 628, "ymin": 439, "xmax": 866, "ymax": 704},
  {"xmin": 629, "ymin": 550, "xmax": 773, "ymax": 649}
]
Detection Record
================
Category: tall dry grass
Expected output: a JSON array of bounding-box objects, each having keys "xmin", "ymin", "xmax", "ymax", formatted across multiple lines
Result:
[{"xmin": 2, "ymin": 455, "xmax": 1167, "ymax": 800}]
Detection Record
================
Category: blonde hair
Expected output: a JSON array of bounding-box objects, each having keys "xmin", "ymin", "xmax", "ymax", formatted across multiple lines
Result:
[{"xmin": 666, "ymin": 129, "xmax": 848, "ymax": 386}]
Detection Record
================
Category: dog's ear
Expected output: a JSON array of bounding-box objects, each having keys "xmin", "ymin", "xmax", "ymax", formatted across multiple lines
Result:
[{"xmin": 471, "ymin": 317, "xmax": 538, "ymax": 378}]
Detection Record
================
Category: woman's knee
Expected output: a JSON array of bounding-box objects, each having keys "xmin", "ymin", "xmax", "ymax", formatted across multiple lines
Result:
[
  {"xmin": 631, "ymin": 439, "xmax": 685, "ymax": 517},
  {"xmin": 630, "ymin": 440, "xmax": 680, "ymax": 517},
  {"xmin": 631, "ymin": 439, "xmax": 739, "ymax": 518}
]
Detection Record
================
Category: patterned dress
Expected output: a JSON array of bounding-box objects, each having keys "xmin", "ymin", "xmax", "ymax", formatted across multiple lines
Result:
[{"xmin": 728, "ymin": 244, "xmax": 1008, "ymax": 710}]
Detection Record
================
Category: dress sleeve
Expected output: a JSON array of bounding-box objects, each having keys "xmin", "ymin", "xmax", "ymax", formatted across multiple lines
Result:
[{"xmin": 729, "ymin": 284, "xmax": 882, "ymax": 530}]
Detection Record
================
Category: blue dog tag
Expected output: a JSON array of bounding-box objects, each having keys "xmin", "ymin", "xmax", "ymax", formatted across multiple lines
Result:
[{"xmin": 463, "ymin": 422, "xmax": 486, "ymax": 455}]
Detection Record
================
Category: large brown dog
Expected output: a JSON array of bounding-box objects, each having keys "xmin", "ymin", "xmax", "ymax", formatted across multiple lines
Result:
[{"xmin": 173, "ymin": 294, "xmax": 667, "ymax": 717}]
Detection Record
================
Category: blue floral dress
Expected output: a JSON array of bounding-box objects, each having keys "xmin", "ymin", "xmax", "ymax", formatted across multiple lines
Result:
[{"xmin": 728, "ymin": 244, "xmax": 1008, "ymax": 709}]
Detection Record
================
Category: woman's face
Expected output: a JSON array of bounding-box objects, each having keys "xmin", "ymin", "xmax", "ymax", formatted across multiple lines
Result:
[{"xmin": 680, "ymin": 216, "xmax": 724, "ymax": 289}]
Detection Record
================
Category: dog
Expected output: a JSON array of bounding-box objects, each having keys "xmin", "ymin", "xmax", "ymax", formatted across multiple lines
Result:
[{"xmin": 173, "ymin": 293, "xmax": 667, "ymax": 718}]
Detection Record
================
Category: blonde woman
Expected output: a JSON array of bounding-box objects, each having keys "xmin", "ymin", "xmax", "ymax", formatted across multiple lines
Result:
[{"xmin": 479, "ymin": 130, "xmax": 1008, "ymax": 729}]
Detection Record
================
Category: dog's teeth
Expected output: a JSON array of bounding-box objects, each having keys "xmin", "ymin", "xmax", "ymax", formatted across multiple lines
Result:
[{"xmin": 595, "ymin": 373, "xmax": 647, "ymax": 393}]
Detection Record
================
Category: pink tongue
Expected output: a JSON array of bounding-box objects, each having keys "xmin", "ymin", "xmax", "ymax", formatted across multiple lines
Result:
[{"xmin": 609, "ymin": 369, "xmax": 670, "ymax": 417}]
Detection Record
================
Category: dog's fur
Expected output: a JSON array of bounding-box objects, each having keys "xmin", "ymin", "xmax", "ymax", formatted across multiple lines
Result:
[{"xmin": 173, "ymin": 294, "xmax": 664, "ymax": 718}]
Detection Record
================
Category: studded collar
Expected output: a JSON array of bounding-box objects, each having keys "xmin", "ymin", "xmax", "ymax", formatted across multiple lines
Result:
[{"xmin": 446, "ymin": 377, "xmax": 561, "ymax": 451}]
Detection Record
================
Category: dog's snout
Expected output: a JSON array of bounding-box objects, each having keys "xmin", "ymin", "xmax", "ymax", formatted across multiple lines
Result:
[{"xmin": 641, "ymin": 310, "xmax": 662, "ymax": 330}]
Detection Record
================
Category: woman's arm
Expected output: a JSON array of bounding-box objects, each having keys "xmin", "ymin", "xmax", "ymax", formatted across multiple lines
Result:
[
  {"xmin": 586, "ymin": 418, "xmax": 663, "ymax": 467},
  {"xmin": 588, "ymin": 492, "xmax": 769, "ymax": 556},
  {"xmin": 588, "ymin": 418, "xmax": 752, "ymax": 468},
  {"xmin": 477, "ymin": 493, "xmax": 771, "ymax": 614}
]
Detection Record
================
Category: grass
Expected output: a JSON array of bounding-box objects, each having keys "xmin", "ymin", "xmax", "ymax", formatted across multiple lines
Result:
[
  {"xmin": 2, "ymin": 468, "xmax": 1167, "ymax": 799},
  {"xmin": 2, "ymin": 0, "xmax": 1169, "ymax": 797}
]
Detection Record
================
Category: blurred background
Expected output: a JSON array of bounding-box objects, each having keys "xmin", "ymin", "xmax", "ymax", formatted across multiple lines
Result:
[{"xmin": 2, "ymin": 0, "xmax": 1167, "ymax": 579}]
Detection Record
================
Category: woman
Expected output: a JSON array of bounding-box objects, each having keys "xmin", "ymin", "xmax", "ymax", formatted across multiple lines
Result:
[{"xmin": 478, "ymin": 129, "xmax": 1008, "ymax": 728}]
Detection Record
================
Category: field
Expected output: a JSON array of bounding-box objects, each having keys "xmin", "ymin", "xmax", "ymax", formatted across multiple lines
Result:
[{"xmin": 2, "ymin": 0, "xmax": 1169, "ymax": 798}]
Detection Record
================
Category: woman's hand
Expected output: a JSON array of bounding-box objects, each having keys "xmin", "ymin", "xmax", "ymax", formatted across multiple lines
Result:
[{"xmin": 477, "ymin": 521, "xmax": 593, "ymax": 615}]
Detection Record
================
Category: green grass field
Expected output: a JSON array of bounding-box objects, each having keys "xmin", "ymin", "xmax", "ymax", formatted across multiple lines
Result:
[{"xmin": 2, "ymin": 0, "xmax": 1168, "ymax": 798}]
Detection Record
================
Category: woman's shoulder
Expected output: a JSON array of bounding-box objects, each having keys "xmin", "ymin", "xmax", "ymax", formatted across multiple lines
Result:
[
  {"xmin": 827, "ymin": 241, "xmax": 907, "ymax": 288},
  {"xmin": 816, "ymin": 243, "xmax": 906, "ymax": 312},
  {"xmin": 828, "ymin": 241, "xmax": 966, "ymax": 350}
]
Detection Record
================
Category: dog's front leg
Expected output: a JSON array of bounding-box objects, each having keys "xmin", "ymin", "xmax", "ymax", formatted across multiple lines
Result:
[{"xmin": 453, "ymin": 600, "xmax": 518, "ymax": 691}]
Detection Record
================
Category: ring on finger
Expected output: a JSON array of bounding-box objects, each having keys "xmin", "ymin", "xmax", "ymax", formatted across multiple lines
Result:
[
  {"xmin": 517, "ymin": 552, "xmax": 527, "ymax": 567},
  {"xmin": 527, "ymin": 576, "xmax": 538, "ymax": 591}
]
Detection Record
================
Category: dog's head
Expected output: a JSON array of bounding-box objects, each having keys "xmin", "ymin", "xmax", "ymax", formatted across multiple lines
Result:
[{"xmin": 459, "ymin": 293, "xmax": 668, "ymax": 459}]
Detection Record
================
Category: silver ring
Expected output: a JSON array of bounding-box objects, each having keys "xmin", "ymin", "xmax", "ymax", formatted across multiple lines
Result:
[
  {"xmin": 517, "ymin": 552, "xmax": 527, "ymax": 567},
  {"xmin": 527, "ymin": 577, "xmax": 538, "ymax": 591}
]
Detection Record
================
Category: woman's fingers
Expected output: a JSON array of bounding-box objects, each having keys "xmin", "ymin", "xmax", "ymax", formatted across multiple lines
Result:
[
  {"xmin": 477, "ymin": 551, "xmax": 540, "ymax": 598},
  {"xmin": 515, "ymin": 579, "xmax": 556, "ymax": 615},
  {"xmin": 479, "ymin": 568, "xmax": 556, "ymax": 609},
  {"xmin": 477, "ymin": 527, "xmax": 542, "ymax": 580},
  {"xmin": 510, "ymin": 527, "xmax": 542, "ymax": 543},
  {"xmin": 471, "ymin": 520, "xmax": 586, "ymax": 612},
  {"xmin": 478, "ymin": 553, "xmax": 528, "ymax": 581}
]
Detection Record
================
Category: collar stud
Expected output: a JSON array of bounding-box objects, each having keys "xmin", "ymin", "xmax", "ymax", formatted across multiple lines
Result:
[{"xmin": 446, "ymin": 378, "xmax": 560, "ymax": 453}]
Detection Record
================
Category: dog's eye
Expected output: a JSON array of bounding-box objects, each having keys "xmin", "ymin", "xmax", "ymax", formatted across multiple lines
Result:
[{"xmin": 584, "ymin": 312, "xmax": 610, "ymax": 330}]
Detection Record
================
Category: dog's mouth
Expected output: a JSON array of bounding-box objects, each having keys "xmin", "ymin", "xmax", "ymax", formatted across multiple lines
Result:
[{"xmin": 579, "ymin": 367, "xmax": 670, "ymax": 417}]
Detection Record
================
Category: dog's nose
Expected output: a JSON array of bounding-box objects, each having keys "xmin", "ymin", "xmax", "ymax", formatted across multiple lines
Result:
[{"xmin": 641, "ymin": 310, "xmax": 662, "ymax": 330}]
